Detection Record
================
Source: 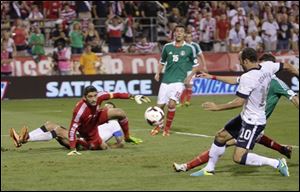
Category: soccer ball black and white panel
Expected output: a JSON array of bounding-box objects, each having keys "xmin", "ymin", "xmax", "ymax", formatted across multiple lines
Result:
[{"xmin": 144, "ymin": 106, "xmax": 165, "ymax": 126}]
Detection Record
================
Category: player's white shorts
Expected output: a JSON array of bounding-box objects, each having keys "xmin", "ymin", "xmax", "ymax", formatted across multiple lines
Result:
[
  {"xmin": 98, "ymin": 120, "xmax": 123, "ymax": 142},
  {"xmin": 157, "ymin": 82, "xmax": 185, "ymax": 105}
]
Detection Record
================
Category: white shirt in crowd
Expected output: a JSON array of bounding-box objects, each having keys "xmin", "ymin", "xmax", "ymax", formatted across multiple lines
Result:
[
  {"xmin": 228, "ymin": 28, "xmax": 246, "ymax": 46},
  {"xmin": 244, "ymin": 35, "xmax": 262, "ymax": 50},
  {"xmin": 200, "ymin": 18, "xmax": 216, "ymax": 43},
  {"xmin": 261, "ymin": 21, "xmax": 279, "ymax": 42}
]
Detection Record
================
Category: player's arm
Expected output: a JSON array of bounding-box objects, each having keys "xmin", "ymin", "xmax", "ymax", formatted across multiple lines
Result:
[
  {"xmin": 97, "ymin": 92, "xmax": 150, "ymax": 104},
  {"xmin": 67, "ymin": 121, "xmax": 81, "ymax": 155},
  {"xmin": 155, "ymin": 63, "xmax": 164, "ymax": 82},
  {"xmin": 197, "ymin": 72, "xmax": 239, "ymax": 85},
  {"xmin": 291, "ymin": 95, "xmax": 299, "ymax": 109},
  {"xmin": 202, "ymin": 97, "xmax": 245, "ymax": 111},
  {"xmin": 198, "ymin": 53, "xmax": 208, "ymax": 72}
]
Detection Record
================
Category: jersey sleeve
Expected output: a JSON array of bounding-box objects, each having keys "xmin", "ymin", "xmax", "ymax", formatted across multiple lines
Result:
[
  {"xmin": 272, "ymin": 77, "xmax": 297, "ymax": 100},
  {"xmin": 190, "ymin": 46, "xmax": 199, "ymax": 68},
  {"xmin": 159, "ymin": 45, "xmax": 168, "ymax": 65},
  {"xmin": 262, "ymin": 61, "xmax": 283, "ymax": 75},
  {"xmin": 68, "ymin": 110, "xmax": 81, "ymax": 149},
  {"xmin": 96, "ymin": 92, "xmax": 131, "ymax": 105},
  {"xmin": 236, "ymin": 74, "xmax": 256, "ymax": 99}
]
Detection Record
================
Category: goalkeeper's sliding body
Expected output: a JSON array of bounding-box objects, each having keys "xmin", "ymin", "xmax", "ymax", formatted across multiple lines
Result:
[{"xmin": 66, "ymin": 85, "xmax": 150, "ymax": 155}]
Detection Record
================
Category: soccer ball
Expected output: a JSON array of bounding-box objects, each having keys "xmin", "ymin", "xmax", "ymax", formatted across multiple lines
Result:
[{"xmin": 144, "ymin": 106, "xmax": 164, "ymax": 126}]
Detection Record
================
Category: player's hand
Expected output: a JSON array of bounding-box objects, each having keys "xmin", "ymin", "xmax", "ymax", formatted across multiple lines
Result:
[
  {"xmin": 154, "ymin": 73, "xmax": 160, "ymax": 82},
  {"xmin": 67, "ymin": 149, "xmax": 82, "ymax": 156},
  {"xmin": 202, "ymin": 102, "xmax": 219, "ymax": 111},
  {"xmin": 196, "ymin": 72, "xmax": 212, "ymax": 79},
  {"xmin": 133, "ymin": 95, "xmax": 151, "ymax": 104}
]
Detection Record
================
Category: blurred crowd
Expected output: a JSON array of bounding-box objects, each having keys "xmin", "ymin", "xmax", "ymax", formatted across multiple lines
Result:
[{"xmin": 1, "ymin": 1, "xmax": 299, "ymax": 76}]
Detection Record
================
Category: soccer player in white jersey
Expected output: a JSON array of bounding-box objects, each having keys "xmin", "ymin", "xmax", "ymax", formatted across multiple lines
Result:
[{"xmin": 189, "ymin": 48, "xmax": 299, "ymax": 177}]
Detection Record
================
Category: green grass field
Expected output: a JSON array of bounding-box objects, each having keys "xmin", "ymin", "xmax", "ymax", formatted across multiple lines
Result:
[{"xmin": 1, "ymin": 96, "xmax": 299, "ymax": 191}]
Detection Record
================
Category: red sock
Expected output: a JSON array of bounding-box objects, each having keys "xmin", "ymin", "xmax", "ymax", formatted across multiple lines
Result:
[
  {"xmin": 164, "ymin": 107, "xmax": 176, "ymax": 132},
  {"xmin": 119, "ymin": 117, "xmax": 130, "ymax": 140},
  {"xmin": 258, "ymin": 135, "xmax": 282, "ymax": 152},
  {"xmin": 180, "ymin": 89, "xmax": 187, "ymax": 103},
  {"xmin": 186, "ymin": 88, "xmax": 193, "ymax": 102},
  {"xmin": 187, "ymin": 150, "xmax": 209, "ymax": 170}
]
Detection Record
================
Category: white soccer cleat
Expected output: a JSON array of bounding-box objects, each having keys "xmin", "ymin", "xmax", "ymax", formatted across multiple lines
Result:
[{"xmin": 173, "ymin": 162, "xmax": 188, "ymax": 172}]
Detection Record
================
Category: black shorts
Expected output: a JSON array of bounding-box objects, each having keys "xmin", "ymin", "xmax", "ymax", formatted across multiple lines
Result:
[{"xmin": 224, "ymin": 115, "xmax": 265, "ymax": 150}]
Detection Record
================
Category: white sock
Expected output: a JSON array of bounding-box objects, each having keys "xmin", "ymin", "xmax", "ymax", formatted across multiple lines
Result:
[
  {"xmin": 245, "ymin": 153, "xmax": 279, "ymax": 169},
  {"xmin": 204, "ymin": 142, "xmax": 226, "ymax": 172},
  {"xmin": 28, "ymin": 128, "xmax": 54, "ymax": 142}
]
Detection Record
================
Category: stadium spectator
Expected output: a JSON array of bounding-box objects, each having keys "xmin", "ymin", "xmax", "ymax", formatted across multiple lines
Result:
[
  {"xmin": 168, "ymin": 7, "xmax": 184, "ymax": 24},
  {"xmin": 1, "ymin": 42, "xmax": 13, "ymax": 76},
  {"xmin": 261, "ymin": 13, "xmax": 279, "ymax": 52},
  {"xmin": 231, "ymin": 7, "xmax": 247, "ymax": 30},
  {"xmin": 186, "ymin": 24, "xmax": 200, "ymax": 43},
  {"xmin": 244, "ymin": 29, "xmax": 263, "ymax": 52},
  {"xmin": 290, "ymin": 15, "xmax": 299, "ymax": 52},
  {"xmin": 135, "ymin": 36, "xmax": 158, "ymax": 54},
  {"xmin": 69, "ymin": 21, "xmax": 84, "ymax": 54},
  {"xmin": 199, "ymin": 12, "xmax": 216, "ymax": 52},
  {"xmin": 11, "ymin": 19, "xmax": 28, "ymax": 56},
  {"xmin": 51, "ymin": 21, "xmax": 69, "ymax": 48},
  {"xmin": 228, "ymin": 22, "xmax": 246, "ymax": 53},
  {"xmin": 139, "ymin": 1, "xmax": 159, "ymax": 41},
  {"xmin": 126, "ymin": 43, "xmax": 137, "ymax": 54},
  {"xmin": 27, "ymin": 4, "xmax": 44, "ymax": 21},
  {"xmin": 75, "ymin": 1, "xmax": 92, "ymax": 31},
  {"xmin": 247, "ymin": 12, "xmax": 259, "ymax": 35},
  {"xmin": 242, "ymin": 2, "xmax": 260, "ymax": 16},
  {"xmin": 110, "ymin": 1, "xmax": 124, "ymax": 17},
  {"xmin": 92, "ymin": 1, "xmax": 112, "ymax": 39},
  {"xmin": 28, "ymin": 25, "xmax": 45, "ymax": 62},
  {"xmin": 214, "ymin": 13, "xmax": 230, "ymax": 52},
  {"xmin": 1, "ymin": 30, "xmax": 17, "ymax": 58},
  {"xmin": 43, "ymin": 1, "xmax": 62, "ymax": 46},
  {"xmin": 1, "ymin": 1, "xmax": 10, "ymax": 20},
  {"xmin": 106, "ymin": 15, "xmax": 125, "ymax": 53},
  {"xmin": 84, "ymin": 22, "xmax": 102, "ymax": 53},
  {"xmin": 60, "ymin": 2, "xmax": 77, "ymax": 27},
  {"xmin": 79, "ymin": 44, "xmax": 101, "ymax": 75},
  {"xmin": 277, "ymin": 14, "xmax": 292, "ymax": 51},
  {"xmin": 123, "ymin": 1, "xmax": 139, "ymax": 17},
  {"xmin": 53, "ymin": 42, "xmax": 72, "ymax": 75}
]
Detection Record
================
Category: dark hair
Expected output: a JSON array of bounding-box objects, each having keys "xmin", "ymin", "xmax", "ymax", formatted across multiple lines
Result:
[
  {"xmin": 259, "ymin": 53, "xmax": 276, "ymax": 62},
  {"xmin": 83, "ymin": 85, "xmax": 97, "ymax": 96},
  {"xmin": 241, "ymin": 48, "xmax": 257, "ymax": 62},
  {"xmin": 175, "ymin": 24, "xmax": 186, "ymax": 31}
]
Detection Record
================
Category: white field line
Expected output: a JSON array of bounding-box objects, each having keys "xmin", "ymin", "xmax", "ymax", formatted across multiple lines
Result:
[{"xmin": 1, "ymin": 129, "xmax": 299, "ymax": 149}]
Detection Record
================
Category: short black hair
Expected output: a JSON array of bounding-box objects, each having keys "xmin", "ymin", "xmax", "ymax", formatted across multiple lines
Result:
[
  {"xmin": 175, "ymin": 24, "xmax": 186, "ymax": 31},
  {"xmin": 241, "ymin": 48, "xmax": 257, "ymax": 62},
  {"xmin": 83, "ymin": 85, "xmax": 97, "ymax": 96},
  {"xmin": 259, "ymin": 53, "xmax": 276, "ymax": 62}
]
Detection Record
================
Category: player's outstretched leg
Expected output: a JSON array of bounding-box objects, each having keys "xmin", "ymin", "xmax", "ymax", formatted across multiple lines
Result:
[{"xmin": 277, "ymin": 158, "xmax": 290, "ymax": 176}]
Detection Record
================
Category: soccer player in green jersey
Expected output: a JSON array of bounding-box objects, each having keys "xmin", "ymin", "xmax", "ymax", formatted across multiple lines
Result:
[
  {"xmin": 151, "ymin": 25, "xmax": 199, "ymax": 136},
  {"xmin": 173, "ymin": 53, "xmax": 299, "ymax": 173},
  {"xmin": 179, "ymin": 32, "xmax": 208, "ymax": 107}
]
